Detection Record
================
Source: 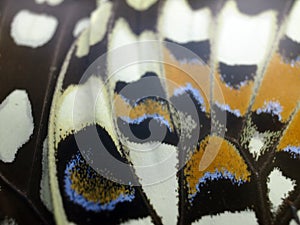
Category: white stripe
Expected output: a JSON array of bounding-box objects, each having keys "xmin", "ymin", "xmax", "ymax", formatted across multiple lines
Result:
[
  {"xmin": 75, "ymin": 27, "xmax": 90, "ymax": 57},
  {"xmin": 216, "ymin": 0, "xmax": 276, "ymax": 65},
  {"xmin": 286, "ymin": 0, "xmax": 300, "ymax": 43},
  {"xmin": 89, "ymin": 1, "xmax": 113, "ymax": 46},
  {"xmin": 75, "ymin": 2, "xmax": 113, "ymax": 57},
  {"xmin": 159, "ymin": 0, "xmax": 211, "ymax": 43},
  {"xmin": 108, "ymin": 18, "xmax": 162, "ymax": 84},
  {"xmin": 125, "ymin": 142, "xmax": 179, "ymax": 225}
]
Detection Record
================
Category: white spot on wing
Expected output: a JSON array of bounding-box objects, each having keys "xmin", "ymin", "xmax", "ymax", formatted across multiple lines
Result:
[
  {"xmin": 73, "ymin": 18, "xmax": 90, "ymax": 37},
  {"xmin": 286, "ymin": 0, "xmax": 300, "ymax": 43},
  {"xmin": 216, "ymin": 0, "xmax": 276, "ymax": 65},
  {"xmin": 0, "ymin": 90, "xmax": 34, "ymax": 163},
  {"xmin": 268, "ymin": 168, "xmax": 295, "ymax": 212},
  {"xmin": 192, "ymin": 210, "xmax": 258, "ymax": 225},
  {"xmin": 126, "ymin": 0, "xmax": 157, "ymax": 11},
  {"xmin": 249, "ymin": 132, "xmax": 264, "ymax": 160},
  {"xmin": 11, "ymin": 10, "xmax": 58, "ymax": 48},
  {"xmin": 159, "ymin": 0, "xmax": 211, "ymax": 43},
  {"xmin": 35, "ymin": 0, "xmax": 64, "ymax": 6}
]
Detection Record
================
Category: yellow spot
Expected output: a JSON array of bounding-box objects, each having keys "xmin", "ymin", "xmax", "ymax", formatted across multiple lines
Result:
[
  {"xmin": 184, "ymin": 135, "xmax": 251, "ymax": 196},
  {"xmin": 277, "ymin": 108, "xmax": 300, "ymax": 151},
  {"xmin": 70, "ymin": 161, "xmax": 133, "ymax": 204},
  {"xmin": 252, "ymin": 53, "xmax": 300, "ymax": 122}
]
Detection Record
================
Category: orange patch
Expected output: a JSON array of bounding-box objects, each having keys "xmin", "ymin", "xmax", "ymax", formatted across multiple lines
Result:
[
  {"xmin": 184, "ymin": 135, "xmax": 251, "ymax": 197},
  {"xmin": 277, "ymin": 108, "xmax": 300, "ymax": 151},
  {"xmin": 70, "ymin": 161, "xmax": 133, "ymax": 204},
  {"xmin": 163, "ymin": 48, "xmax": 211, "ymax": 113},
  {"xmin": 113, "ymin": 94, "xmax": 174, "ymax": 130},
  {"xmin": 113, "ymin": 94, "xmax": 132, "ymax": 117},
  {"xmin": 213, "ymin": 69, "xmax": 254, "ymax": 116},
  {"xmin": 252, "ymin": 53, "xmax": 300, "ymax": 122}
]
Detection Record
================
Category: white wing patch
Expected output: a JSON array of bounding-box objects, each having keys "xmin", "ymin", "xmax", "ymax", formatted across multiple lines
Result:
[
  {"xmin": 0, "ymin": 90, "xmax": 34, "ymax": 163},
  {"xmin": 158, "ymin": 0, "xmax": 211, "ymax": 43},
  {"xmin": 11, "ymin": 10, "xmax": 58, "ymax": 48},
  {"xmin": 286, "ymin": 0, "xmax": 300, "ymax": 43},
  {"xmin": 268, "ymin": 168, "xmax": 295, "ymax": 212},
  {"xmin": 73, "ymin": 18, "xmax": 90, "ymax": 38},
  {"xmin": 35, "ymin": 0, "xmax": 64, "ymax": 6},
  {"xmin": 192, "ymin": 210, "xmax": 258, "ymax": 225},
  {"xmin": 75, "ymin": 27, "xmax": 90, "ymax": 58},
  {"xmin": 216, "ymin": 0, "xmax": 276, "ymax": 65},
  {"xmin": 124, "ymin": 142, "xmax": 179, "ymax": 225},
  {"xmin": 248, "ymin": 132, "xmax": 265, "ymax": 160},
  {"xmin": 108, "ymin": 18, "xmax": 162, "ymax": 84},
  {"xmin": 55, "ymin": 75, "xmax": 117, "ymax": 147},
  {"xmin": 126, "ymin": 0, "xmax": 158, "ymax": 11},
  {"xmin": 75, "ymin": 1, "xmax": 113, "ymax": 57},
  {"xmin": 89, "ymin": 2, "xmax": 113, "ymax": 46}
]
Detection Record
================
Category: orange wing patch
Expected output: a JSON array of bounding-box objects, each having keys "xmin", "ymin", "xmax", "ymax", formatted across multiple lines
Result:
[
  {"xmin": 113, "ymin": 93, "xmax": 174, "ymax": 131},
  {"xmin": 252, "ymin": 53, "xmax": 300, "ymax": 122},
  {"xmin": 163, "ymin": 47, "xmax": 211, "ymax": 113},
  {"xmin": 184, "ymin": 135, "xmax": 251, "ymax": 198},
  {"xmin": 64, "ymin": 153, "xmax": 135, "ymax": 211},
  {"xmin": 277, "ymin": 107, "xmax": 300, "ymax": 152},
  {"xmin": 213, "ymin": 69, "xmax": 254, "ymax": 116}
]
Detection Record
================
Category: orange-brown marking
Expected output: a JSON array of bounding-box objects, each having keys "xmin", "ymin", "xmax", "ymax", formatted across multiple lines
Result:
[
  {"xmin": 70, "ymin": 161, "xmax": 133, "ymax": 204},
  {"xmin": 184, "ymin": 135, "xmax": 251, "ymax": 196},
  {"xmin": 163, "ymin": 48, "xmax": 211, "ymax": 113},
  {"xmin": 113, "ymin": 94, "xmax": 174, "ymax": 130},
  {"xmin": 252, "ymin": 53, "xmax": 300, "ymax": 122},
  {"xmin": 277, "ymin": 109, "xmax": 300, "ymax": 151},
  {"xmin": 213, "ymin": 69, "xmax": 254, "ymax": 116}
]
